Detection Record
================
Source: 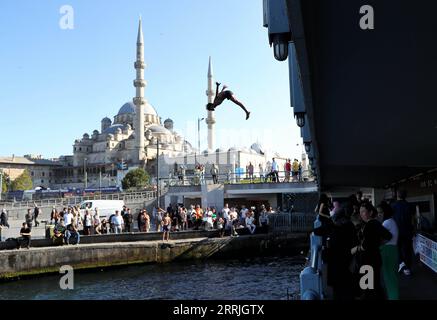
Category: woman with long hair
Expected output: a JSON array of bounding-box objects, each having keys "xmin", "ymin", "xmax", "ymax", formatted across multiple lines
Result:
[{"xmin": 354, "ymin": 202, "xmax": 392, "ymax": 299}]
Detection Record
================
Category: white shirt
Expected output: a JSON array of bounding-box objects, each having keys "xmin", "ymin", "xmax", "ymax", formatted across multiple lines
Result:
[
  {"xmin": 383, "ymin": 218, "xmax": 399, "ymax": 246},
  {"xmin": 204, "ymin": 211, "xmax": 213, "ymax": 226},
  {"xmin": 272, "ymin": 161, "xmax": 278, "ymax": 171},
  {"xmin": 245, "ymin": 216, "xmax": 255, "ymax": 227},
  {"xmin": 112, "ymin": 215, "xmax": 124, "ymax": 226},
  {"xmin": 222, "ymin": 208, "xmax": 230, "ymax": 220},
  {"xmin": 240, "ymin": 208, "xmax": 248, "ymax": 219},
  {"xmin": 85, "ymin": 215, "xmax": 93, "ymax": 227},
  {"xmin": 64, "ymin": 213, "xmax": 73, "ymax": 226}
]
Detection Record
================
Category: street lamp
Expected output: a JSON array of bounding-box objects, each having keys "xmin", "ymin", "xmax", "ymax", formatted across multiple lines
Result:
[{"xmin": 84, "ymin": 158, "xmax": 88, "ymax": 190}]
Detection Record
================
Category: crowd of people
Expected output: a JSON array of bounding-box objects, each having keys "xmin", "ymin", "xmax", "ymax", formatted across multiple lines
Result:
[
  {"xmin": 6, "ymin": 202, "xmax": 278, "ymax": 247},
  {"xmin": 154, "ymin": 203, "xmax": 276, "ymax": 241},
  {"xmin": 314, "ymin": 190, "xmax": 420, "ymax": 300},
  {"xmin": 172, "ymin": 157, "xmax": 305, "ymax": 186}
]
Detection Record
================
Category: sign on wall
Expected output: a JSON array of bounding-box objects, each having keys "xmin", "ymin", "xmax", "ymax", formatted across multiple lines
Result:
[{"xmin": 416, "ymin": 234, "xmax": 437, "ymax": 273}]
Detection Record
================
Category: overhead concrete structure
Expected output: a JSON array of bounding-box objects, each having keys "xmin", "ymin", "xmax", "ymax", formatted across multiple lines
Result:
[{"xmin": 264, "ymin": 0, "xmax": 437, "ymax": 190}]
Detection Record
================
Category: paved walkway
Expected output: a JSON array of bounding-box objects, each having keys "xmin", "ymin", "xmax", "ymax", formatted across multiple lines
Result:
[{"xmin": 399, "ymin": 257, "xmax": 437, "ymax": 300}]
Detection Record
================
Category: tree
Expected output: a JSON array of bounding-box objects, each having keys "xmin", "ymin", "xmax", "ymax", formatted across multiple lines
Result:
[
  {"xmin": 1, "ymin": 172, "xmax": 9, "ymax": 193},
  {"xmin": 11, "ymin": 170, "xmax": 33, "ymax": 191},
  {"xmin": 122, "ymin": 168, "xmax": 150, "ymax": 190}
]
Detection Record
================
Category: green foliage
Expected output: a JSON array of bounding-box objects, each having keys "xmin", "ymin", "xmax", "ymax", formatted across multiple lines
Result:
[
  {"xmin": 1, "ymin": 172, "xmax": 9, "ymax": 193},
  {"xmin": 122, "ymin": 168, "xmax": 150, "ymax": 190},
  {"xmin": 11, "ymin": 170, "xmax": 33, "ymax": 191}
]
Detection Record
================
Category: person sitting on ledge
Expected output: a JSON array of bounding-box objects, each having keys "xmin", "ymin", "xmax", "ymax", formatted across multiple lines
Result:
[
  {"xmin": 65, "ymin": 222, "xmax": 80, "ymax": 245},
  {"xmin": 19, "ymin": 222, "xmax": 32, "ymax": 249},
  {"xmin": 52, "ymin": 220, "xmax": 66, "ymax": 245}
]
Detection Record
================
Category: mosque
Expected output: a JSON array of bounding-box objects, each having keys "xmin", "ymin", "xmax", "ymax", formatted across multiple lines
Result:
[{"xmin": 0, "ymin": 19, "xmax": 307, "ymax": 190}]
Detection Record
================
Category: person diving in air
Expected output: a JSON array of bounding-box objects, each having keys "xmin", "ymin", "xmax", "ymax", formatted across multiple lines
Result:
[{"xmin": 206, "ymin": 82, "xmax": 251, "ymax": 120}]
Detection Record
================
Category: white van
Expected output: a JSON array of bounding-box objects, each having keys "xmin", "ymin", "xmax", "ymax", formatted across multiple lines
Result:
[{"xmin": 79, "ymin": 200, "xmax": 125, "ymax": 219}]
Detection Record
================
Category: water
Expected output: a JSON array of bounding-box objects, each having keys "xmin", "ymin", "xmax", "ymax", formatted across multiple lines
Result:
[{"xmin": 0, "ymin": 256, "xmax": 304, "ymax": 300}]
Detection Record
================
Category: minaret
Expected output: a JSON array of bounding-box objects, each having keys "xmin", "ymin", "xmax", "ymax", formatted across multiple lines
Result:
[
  {"xmin": 205, "ymin": 56, "xmax": 216, "ymax": 151},
  {"xmin": 133, "ymin": 17, "xmax": 147, "ymax": 164}
]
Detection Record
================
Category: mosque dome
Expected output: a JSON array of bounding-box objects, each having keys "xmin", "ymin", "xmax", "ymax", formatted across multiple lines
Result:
[
  {"xmin": 251, "ymin": 143, "xmax": 265, "ymax": 155},
  {"xmin": 117, "ymin": 102, "xmax": 158, "ymax": 116},
  {"xmin": 102, "ymin": 124, "xmax": 127, "ymax": 135},
  {"xmin": 164, "ymin": 118, "xmax": 174, "ymax": 130},
  {"xmin": 147, "ymin": 124, "xmax": 172, "ymax": 135},
  {"xmin": 118, "ymin": 102, "xmax": 135, "ymax": 115}
]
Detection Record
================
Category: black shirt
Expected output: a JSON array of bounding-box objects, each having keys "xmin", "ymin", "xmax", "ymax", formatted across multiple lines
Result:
[
  {"xmin": 20, "ymin": 227, "xmax": 31, "ymax": 239},
  {"xmin": 359, "ymin": 219, "xmax": 392, "ymax": 267}
]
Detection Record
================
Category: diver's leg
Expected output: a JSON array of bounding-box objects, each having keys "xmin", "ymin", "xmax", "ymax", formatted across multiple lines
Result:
[{"xmin": 229, "ymin": 95, "xmax": 250, "ymax": 120}]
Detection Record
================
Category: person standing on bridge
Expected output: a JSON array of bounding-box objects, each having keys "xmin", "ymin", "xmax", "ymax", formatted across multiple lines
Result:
[
  {"xmin": 292, "ymin": 159, "xmax": 299, "ymax": 182},
  {"xmin": 258, "ymin": 163, "xmax": 264, "ymax": 183},
  {"xmin": 271, "ymin": 158, "xmax": 279, "ymax": 183},
  {"xmin": 298, "ymin": 162, "xmax": 303, "ymax": 182},
  {"xmin": 248, "ymin": 162, "xmax": 254, "ymax": 182},
  {"xmin": 210, "ymin": 163, "xmax": 219, "ymax": 184},
  {"xmin": 284, "ymin": 159, "xmax": 291, "ymax": 182}
]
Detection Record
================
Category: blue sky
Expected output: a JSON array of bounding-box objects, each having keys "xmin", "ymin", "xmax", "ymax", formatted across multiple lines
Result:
[{"xmin": 0, "ymin": 0, "xmax": 303, "ymax": 159}]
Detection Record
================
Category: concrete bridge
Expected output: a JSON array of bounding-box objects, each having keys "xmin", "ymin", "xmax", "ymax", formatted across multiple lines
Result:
[{"xmin": 165, "ymin": 181, "xmax": 318, "ymax": 210}]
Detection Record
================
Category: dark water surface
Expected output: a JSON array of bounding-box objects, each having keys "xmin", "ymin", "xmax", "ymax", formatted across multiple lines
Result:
[{"xmin": 0, "ymin": 256, "xmax": 304, "ymax": 300}]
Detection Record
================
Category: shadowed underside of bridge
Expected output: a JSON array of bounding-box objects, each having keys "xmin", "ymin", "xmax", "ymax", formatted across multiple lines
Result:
[
  {"xmin": 288, "ymin": 0, "xmax": 437, "ymax": 190},
  {"xmin": 168, "ymin": 181, "xmax": 318, "ymax": 195}
]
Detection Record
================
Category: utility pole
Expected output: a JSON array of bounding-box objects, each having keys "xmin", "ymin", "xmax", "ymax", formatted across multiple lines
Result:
[{"xmin": 156, "ymin": 138, "xmax": 160, "ymax": 208}]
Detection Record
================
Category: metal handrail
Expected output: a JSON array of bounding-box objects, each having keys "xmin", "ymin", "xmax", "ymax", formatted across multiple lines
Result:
[
  {"xmin": 0, "ymin": 191, "xmax": 157, "ymax": 209},
  {"xmin": 300, "ymin": 216, "xmax": 324, "ymax": 300},
  {"xmin": 162, "ymin": 170, "xmax": 313, "ymax": 187}
]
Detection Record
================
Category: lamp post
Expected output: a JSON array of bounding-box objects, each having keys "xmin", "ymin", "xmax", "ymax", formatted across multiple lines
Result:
[{"xmin": 84, "ymin": 158, "xmax": 88, "ymax": 190}]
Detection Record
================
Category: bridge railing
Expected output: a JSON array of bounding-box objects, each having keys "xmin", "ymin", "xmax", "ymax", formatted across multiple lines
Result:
[
  {"xmin": 268, "ymin": 212, "xmax": 317, "ymax": 233},
  {"xmin": 299, "ymin": 216, "xmax": 324, "ymax": 300},
  {"xmin": 161, "ymin": 170, "xmax": 314, "ymax": 187},
  {"xmin": 0, "ymin": 191, "xmax": 157, "ymax": 209}
]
